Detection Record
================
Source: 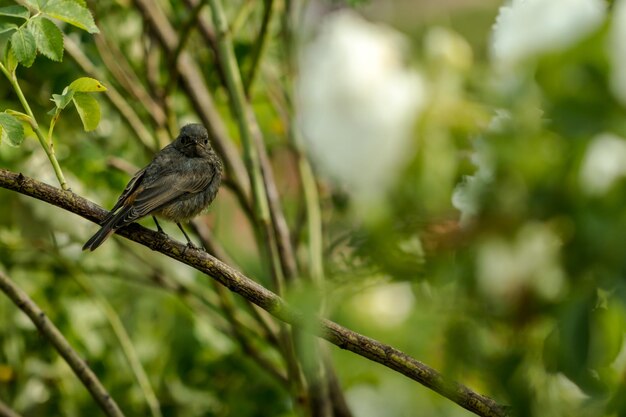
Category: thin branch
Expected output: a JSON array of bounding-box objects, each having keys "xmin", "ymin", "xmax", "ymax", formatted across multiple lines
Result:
[
  {"xmin": 0, "ymin": 168, "xmax": 510, "ymax": 417},
  {"xmin": 180, "ymin": 0, "xmax": 228, "ymax": 88},
  {"xmin": 244, "ymin": 0, "xmax": 275, "ymax": 97},
  {"xmin": 94, "ymin": 34, "xmax": 167, "ymax": 129},
  {"xmin": 163, "ymin": 0, "xmax": 206, "ymax": 98},
  {"xmin": 0, "ymin": 399, "xmax": 22, "ymax": 417},
  {"xmin": 205, "ymin": 0, "xmax": 287, "ymax": 291},
  {"xmin": 0, "ymin": 268, "xmax": 125, "ymax": 417}
]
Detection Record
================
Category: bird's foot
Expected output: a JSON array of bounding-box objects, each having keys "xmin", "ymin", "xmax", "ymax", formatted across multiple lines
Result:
[{"xmin": 182, "ymin": 241, "xmax": 202, "ymax": 255}]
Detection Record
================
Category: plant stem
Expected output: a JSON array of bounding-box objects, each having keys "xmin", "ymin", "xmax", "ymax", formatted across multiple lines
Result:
[
  {"xmin": 0, "ymin": 63, "xmax": 69, "ymax": 190},
  {"xmin": 206, "ymin": 0, "xmax": 286, "ymax": 290},
  {"xmin": 244, "ymin": 0, "xmax": 275, "ymax": 97}
]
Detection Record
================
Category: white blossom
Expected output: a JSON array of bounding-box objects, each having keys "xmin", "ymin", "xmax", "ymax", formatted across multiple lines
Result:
[
  {"xmin": 491, "ymin": 0, "xmax": 605, "ymax": 66},
  {"xmin": 580, "ymin": 133, "xmax": 626, "ymax": 195},
  {"xmin": 477, "ymin": 223, "xmax": 565, "ymax": 304},
  {"xmin": 297, "ymin": 11, "xmax": 425, "ymax": 207},
  {"xmin": 350, "ymin": 282, "xmax": 415, "ymax": 327}
]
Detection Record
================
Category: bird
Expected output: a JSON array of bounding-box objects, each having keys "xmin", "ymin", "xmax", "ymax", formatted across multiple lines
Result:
[{"xmin": 83, "ymin": 123, "xmax": 223, "ymax": 251}]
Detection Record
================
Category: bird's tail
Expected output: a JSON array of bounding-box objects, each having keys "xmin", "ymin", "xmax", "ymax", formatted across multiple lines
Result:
[
  {"xmin": 82, "ymin": 221, "xmax": 117, "ymax": 251},
  {"xmin": 82, "ymin": 206, "xmax": 133, "ymax": 251}
]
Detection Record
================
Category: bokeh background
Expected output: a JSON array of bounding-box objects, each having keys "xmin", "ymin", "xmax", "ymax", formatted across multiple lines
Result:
[{"xmin": 2, "ymin": 0, "xmax": 626, "ymax": 416}]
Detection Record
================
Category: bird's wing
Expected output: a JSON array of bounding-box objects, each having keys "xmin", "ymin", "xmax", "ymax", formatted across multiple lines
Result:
[
  {"xmin": 102, "ymin": 167, "xmax": 147, "ymax": 223},
  {"xmin": 112, "ymin": 164, "xmax": 217, "ymax": 227}
]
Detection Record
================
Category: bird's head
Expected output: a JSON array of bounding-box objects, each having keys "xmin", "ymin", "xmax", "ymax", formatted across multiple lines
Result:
[{"xmin": 174, "ymin": 123, "xmax": 214, "ymax": 158}]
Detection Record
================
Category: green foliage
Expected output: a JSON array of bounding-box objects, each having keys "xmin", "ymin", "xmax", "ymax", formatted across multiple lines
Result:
[
  {"xmin": 49, "ymin": 77, "xmax": 106, "ymax": 132},
  {"xmin": 27, "ymin": 16, "xmax": 64, "ymax": 62},
  {"xmin": 0, "ymin": 112, "xmax": 23, "ymax": 146},
  {"xmin": 2, "ymin": 1, "xmax": 626, "ymax": 417},
  {"xmin": 10, "ymin": 27, "xmax": 35, "ymax": 67},
  {"xmin": 72, "ymin": 92, "xmax": 100, "ymax": 131},
  {"xmin": 0, "ymin": 5, "xmax": 29, "ymax": 19},
  {"xmin": 0, "ymin": 0, "xmax": 98, "ymax": 69},
  {"xmin": 42, "ymin": 0, "xmax": 99, "ymax": 34}
]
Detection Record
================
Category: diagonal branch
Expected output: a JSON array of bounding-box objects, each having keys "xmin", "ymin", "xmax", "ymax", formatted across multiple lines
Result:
[
  {"xmin": 0, "ymin": 168, "xmax": 509, "ymax": 417},
  {"xmin": 0, "ymin": 268, "xmax": 125, "ymax": 417}
]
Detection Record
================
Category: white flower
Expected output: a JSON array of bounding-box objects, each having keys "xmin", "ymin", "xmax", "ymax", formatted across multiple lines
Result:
[
  {"xmin": 491, "ymin": 0, "xmax": 605, "ymax": 66},
  {"xmin": 609, "ymin": 0, "xmax": 626, "ymax": 106},
  {"xmin": 350, "ymin": 282, "xmax": 415, "ymax": 327},
  {"xmin": 580, "ymin": 133, "xmax": 626, "ymax": 195},
  {"xmin": 477, "ymin": 223, "xmax": 565, "ymax": 304},
  {"xmin": 452, "ymin": 111, "xmax": 507, "ymax": 226},
  {"xmin": 297, "ymin": 11, "xmax": 425, "ymax": 206}
]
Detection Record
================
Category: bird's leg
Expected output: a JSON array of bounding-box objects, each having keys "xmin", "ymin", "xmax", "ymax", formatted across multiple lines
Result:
[
  {"xmin": 152, "ymin": 216, "xmax": 166, "ymax": 234},
  {"xmin": 177, "ymin": 222, "xmax": 200, "ymax": 251}
]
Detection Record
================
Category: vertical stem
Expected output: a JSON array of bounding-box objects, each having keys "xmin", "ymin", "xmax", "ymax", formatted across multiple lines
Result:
[
  {"xmin": 0, "ymin": 63, "xmax": 69, "ymax": 190},
  {"xmin": 244, "ymin": 0, "xmax": 275, "ymax": 97},
  {"xmin": 206, "ymin": 0, "xmax": 285, "ymax": 291}
]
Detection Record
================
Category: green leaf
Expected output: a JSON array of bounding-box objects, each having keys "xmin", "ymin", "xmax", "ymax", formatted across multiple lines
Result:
[
  {"xmin": 0, "ymin": 113, "xmax": 25, "ymax": 147},
  {"xmin": 10, "ymin": 27, "xmax": 37, "ymax": 67},
  {"xmin": 72, "ymin": 92, "xmax": 100, "ymax": 131},
  {"xmin": 69, "ymin": 77, "xmax": 106, "ymax": 92},
  {"xmin": 0, "ymin": 22, "xmax": 18, "ymax": 35},
  {"xmin": 0, "ymin": 5, "xmax": 29, "ymax": 19},
  {"xmin": 52, "ymin": 86, "xmax": 75, "ymax": 110},
  {"xmin": 28, "ymin": 17, "xmax": 63, "ymax": 62},
  {"xmin": 24, "ymin": 0, "xmax": 43, "ymax": 10},
  {"xmin": 4, "ymin": 46, "xmax": 18, "ymax": 74},
  {"xmin": 42, "ymin": 0, "xmax": 99, "ymax": 33}
]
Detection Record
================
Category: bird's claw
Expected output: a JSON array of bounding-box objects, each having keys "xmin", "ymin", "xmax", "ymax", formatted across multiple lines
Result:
[{"xmin": 182, "ymin": 241, "xmax": 202, "ymax": 255}]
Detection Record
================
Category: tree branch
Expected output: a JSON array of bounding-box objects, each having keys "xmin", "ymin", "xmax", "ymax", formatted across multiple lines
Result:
[
  {"xmin": 0, "ymin": 168, "xmax": 509, "ymax": 417},
  {"xmin": 0, "ymin": 399, "xmax": 22, "ymax": 417},
  {"xmin": 0, "ymin": 268, "xmax": 125, "ymax": 417}
]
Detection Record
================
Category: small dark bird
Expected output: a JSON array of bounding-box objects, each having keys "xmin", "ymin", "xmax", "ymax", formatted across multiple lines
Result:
[{"xmin": 83, "ymin": 123, "xmax": 223, "ymax": 251}]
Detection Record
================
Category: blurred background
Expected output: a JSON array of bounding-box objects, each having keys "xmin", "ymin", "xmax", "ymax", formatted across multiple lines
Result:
[{"xmin": 1, "ymin": 0, "xmax": 626, "ymax": 416}]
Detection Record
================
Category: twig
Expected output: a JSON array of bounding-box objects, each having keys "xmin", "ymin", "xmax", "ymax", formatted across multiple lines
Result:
[
  {"xmin": 0, "ymin": 168, "xmax": 510, "ymax": 417},
  {"xmin": 0, "ymin": 63, "xmax": 68, "ymax": 190},
  {"xmin": 94, "ymin": 33, "xmax": 168, "ymax": 128},
  {"xmin": 244, "ymin": 0, "xmax": 275, "ymax": 97},
  {"xmin": 180, "ymin": 0, "xmax": 228, "ymax": 87},
  {"xmin": 0, "ymin": 398, "xmax": 22, "ymax": 417},
  {"xmin": 163, "ymin": 0, "xmax": 205, "ymax": 98},
  {"xmin": 0, "ymin": 268, "xmax": 125, "ymax": 417}
]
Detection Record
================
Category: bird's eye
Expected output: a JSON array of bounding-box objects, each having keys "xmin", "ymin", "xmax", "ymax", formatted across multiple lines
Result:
[{"xmin": 203, "ymin": 139, "xmax": 208, "ymax": 145}]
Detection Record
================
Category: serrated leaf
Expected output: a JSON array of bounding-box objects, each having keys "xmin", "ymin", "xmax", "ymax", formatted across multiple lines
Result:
[
  {"xmin": 69, "ymin": 77, "xmax": 106, "ymax": 92},
  {"xmin": 72, "ymin": 92, "xmax": 100, "ymax": 131},
  {"xmin": 0, "ymin": 113, "xmax": 25, "ymax": 147},
  {"xmin": 28, "ymin": 17, "xmax": 63, "ymax": 62},
  {"xmin": 0, "ymin": 5, "xmax": 29, "ymax": 19},
  {"xmin": 0, "ymin": 22, "xmax": 18, "ymax": 35},
  {"xmin": 10, "ymin": 27, "xmax": 36, "ymax": 67},
  {"xmin": 42, "ymin": 0, "xmax": 99, "ymax": 34}
]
